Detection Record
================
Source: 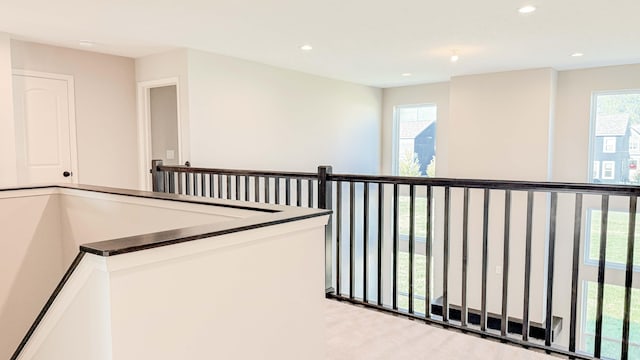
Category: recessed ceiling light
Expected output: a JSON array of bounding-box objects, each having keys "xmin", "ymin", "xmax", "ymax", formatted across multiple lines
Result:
[
  {"xmin": 78, "ymin": 40, "xmax": 95, "ymax": 47},
  {"xmin": 571, "ymin": 52, "xmax": 584, "ymax": 57},
  {"xmin": 401, "ymin": 73, "xmax": 412, "ymax": 77},
  {"xmin": 300, "ymin": 44, "xmax": 313, "ymax": 51},
  {"xmin": 518, "ymin": 5, "xmax": 536, "ymax": 14},
  {"xmin": 450, "ymin": 54, "xmax": 459, "ymax": 63}
]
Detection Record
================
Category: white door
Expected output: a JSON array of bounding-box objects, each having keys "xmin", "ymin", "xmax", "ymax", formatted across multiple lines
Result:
[{"xmin": 12, "ymin": 73, "xmax": 77, "ymax": 185}]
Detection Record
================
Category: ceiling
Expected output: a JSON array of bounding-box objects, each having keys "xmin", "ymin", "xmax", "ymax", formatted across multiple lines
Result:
[{"xmin": 1, "ymin": 0, "xmax": 639, "ymax": 87}]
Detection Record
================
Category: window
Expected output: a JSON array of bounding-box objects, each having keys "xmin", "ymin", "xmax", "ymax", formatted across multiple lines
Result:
[
  {"xmin": 603, "ymin": 137, "xmax": 617, "ymax": 153},
  {"xmin": 601, "ymin": 161, "xmax": 615, "ymax": 179},
  {"xmin": 602, "ymin": 161, "xmax": 615, "ymax": 179},
  {"xmin": 393, "ymin": 104, "xmax": 437, "ymax": 176},
  {"xmin": 589, "ymin": 90, "xmax": 640, "ymax": 184}
]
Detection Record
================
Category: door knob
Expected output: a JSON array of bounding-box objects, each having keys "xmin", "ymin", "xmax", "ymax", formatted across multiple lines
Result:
[{"xmin": 63, "ymin": 171, "xmax": 72, "ymax": 177}]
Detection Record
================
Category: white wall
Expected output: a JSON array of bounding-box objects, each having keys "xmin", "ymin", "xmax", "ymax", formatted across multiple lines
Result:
[
  {"xmin": 186, "ymin": 49, "xmax": 382, "ymax": 174},
  {"xmin": 381, "ymin": 82, "xmax": 449, "ymax": 175},
  {"xmin": 0, "ymin": 192, "xmax": 63, "ymax": 360},
  {"xmin": 11, "ymin": 40, "xmax": 138, "ymax": 189},
  {"xmin": 448, "ymin": 68, "xmax": 557, "ymax": 181},
  {"xmin": 0, "ymin": 33, "xmax": 16, "ymax": 187}
]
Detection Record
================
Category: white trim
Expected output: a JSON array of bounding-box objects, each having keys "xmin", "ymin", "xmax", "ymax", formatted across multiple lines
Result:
[
  {"xmin": 602, "ymin": 137, "xmax": 616, "ymax": 153},
  {"xmin": 136, "ymin": 78, "xmax": 183, "ymax": 190},
  {"xmin": 11, "ymin": 70, "xmax": 80, "ymax": 184},
  {"xmin": 602, "ymin": 160, "xmax": 615, "ymax": 179}
]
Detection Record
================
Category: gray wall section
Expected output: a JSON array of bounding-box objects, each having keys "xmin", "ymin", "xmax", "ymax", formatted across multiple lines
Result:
[{"xmin": 150, "ymin": 85, "xmax": 179, "ymax": 166}]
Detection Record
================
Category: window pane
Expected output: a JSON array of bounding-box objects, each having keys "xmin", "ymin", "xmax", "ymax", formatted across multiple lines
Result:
[
  {"xmin": 394, "ymin": 104, "xmax": 437, "ymax": 176},
  {"xmin": 590, "ymin": 92, "xmax": 640, "ymax": 184},
  {"xmin": 583, "ymin": 282, "xmax": 640, "ymax": 359},
  {"xmin": 587, "ymin": 209, "xmax": 640, "ymax": 266}
]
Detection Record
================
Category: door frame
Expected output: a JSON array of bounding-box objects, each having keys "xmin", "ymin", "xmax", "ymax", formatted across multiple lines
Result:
[
  {"xmin": 12, "ymin": 69, "xmax": 79, "ymax": 184},
  {"xmin": 136, "ymin": 77, "xmax": 183, "ymax": 190}
]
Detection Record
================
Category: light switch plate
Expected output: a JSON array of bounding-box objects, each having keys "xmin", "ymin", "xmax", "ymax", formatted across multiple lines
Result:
[{"xmin": 166, "ymin": 150, "xmax": 175, "ymax": 160}]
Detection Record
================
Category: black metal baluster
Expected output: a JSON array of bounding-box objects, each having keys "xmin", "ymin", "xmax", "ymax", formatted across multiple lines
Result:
[
  {"xmin": 286, "ymin": 178, "xmax": 291, "ymax": 205},
  {"xmin": 393, "ymin": 183, "xmax": 399, "ymax": 310},
  {"xmin": 178, "ymin": 172, "xmax": 184, "ymax": 195},
  {"xmin": 569, "ymin": 193, "xmax": 583, "ymax": 353},
  {"xmin": 226, "ymin": 175, "xmax": 231, "ymax": 200},
  {"xmin": 235, "ymin": 175, "xmax": 241, "ymax": 200},
  {"xmin": 594, "ymin": 195, "xmax": 609, "ymax": 358},
  {"xmin": 545, "ymin": 192, "xmax": 558, "ymax": 347},
  {"xmin": 185, "ymin": 173, "xmax": 192, "ymax": 195},
  {"xmin": 622, "ymin": 196, "xmax": 637, "ymax": 360},
  {"xmin": 265, "ymin": 177, "xmax": 271, "ymax": 203},
  {"xmin": 501, "ymin": 190, "xmax": 511, "ymax": 337},
  {"xmin": 296, "ymin": 179, "xmax": 302, "ymax": 207},
  {"xmin": 168, "ymin": 171, "xmax": 175, "ymax": 194},
  {"xmin": 217, "ymin": 174, "xmax": 223, "ymax": 198},
  {"xmin": 164, "ymin": 172, "xmax": 170, "ymax": 193},
  {"xmin": 363, "ymin": 181, "xmax": 369, "ymax": 303},
  {"xmin": 350, "ymin": 181, "xmax": 356, "ymax": 299},
  {"xmin": 462, "ymin": 187, "xmax": 469, "ymax": 327},
  {"xmin": 409, "ymin": 184, "xmax": 416, "ymax": 314},
  {"xmin": 377, "ymin": 183, "xmax": 384, "ymax": 306},
  {"xmin": 523, "ymin": 190, "xmax": 534, "ymax": 341},
  {"xmin": 443, "ymin": 186, "xmax": 450, "ymax": 322},
  {"xmin": 308, "ymin": 179, "xmax": 314, "ymax": 208},
  {"xmin": 336, "ymin": 181, "xmax": 342, "ymax": 295},
  {"xmin": 200, "ymin": 173, "xmax": 206, "ymax": 197},
  {"xmin": 254, "ymin": 177, "xmax": 261, "ymax": 202},
  {"xmin": 275, "ymin": 177, "xmax": 281, "ymax": 204},
  {"xmin": 425, "ymin": 185, "xmax": 432, "ymax": 319},
  {"xmin": 245, "ymin": 176, "xmax": 250, "ymax": 201},
  {"xmin": 481, "ymin": 188, "xmax": 490, "ymax": 332},
  {"xmin": 208, "ymin": 174, "xmax": 214, "ymax": 197}
]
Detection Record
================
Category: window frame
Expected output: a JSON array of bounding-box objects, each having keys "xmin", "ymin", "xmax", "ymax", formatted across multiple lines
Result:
[
  {"xmin": 603, "ymin": 137, "xmax": 617, "ymax": 153},
  {"xmin": 392, "ymin": 103, "xmax": 437, "ymax": 176},
  {"xmin": 602, "ymin": 161, "xmax": 615, "ymax": 179},
  {"xmin": 588, "ymin": 89, "xmax": 640, "ymax": 183}
]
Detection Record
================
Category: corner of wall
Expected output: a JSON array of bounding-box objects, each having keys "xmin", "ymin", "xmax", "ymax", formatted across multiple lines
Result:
[{"xmin": 0, "ymin": 32, "xmax": 17, "ymax": 187}]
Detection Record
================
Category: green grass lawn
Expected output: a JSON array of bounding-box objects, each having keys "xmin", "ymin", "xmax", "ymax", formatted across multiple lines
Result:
[
  {"xmin": 392, "ymin": 198, "xmax": 640, "ymax": 358},
  {"xmin": 583, "ymin": 283, "xmax": 640, "ymax": 359},
  {"xmin": 588, "ymin": 210, "xmax": 640, "ymax": 265}
]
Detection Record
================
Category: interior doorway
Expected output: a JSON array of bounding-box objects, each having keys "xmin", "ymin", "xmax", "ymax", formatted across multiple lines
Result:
[{"xmin": 137, "ymin": 78, "xmax": 184, "ymax": 190}]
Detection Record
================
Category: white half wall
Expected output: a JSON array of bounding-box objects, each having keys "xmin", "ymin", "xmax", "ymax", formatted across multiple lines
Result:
[
  {"xmin": 186, "ymin": 49, "xmax": 382, "ymax": 174},
  {"xmin": 11, "ymin": 40, "xmax": 138, "ymax": 189}
]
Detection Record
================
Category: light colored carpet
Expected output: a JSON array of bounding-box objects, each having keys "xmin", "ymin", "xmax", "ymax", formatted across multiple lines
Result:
[{"xmin": 325, "ymin": 299, "xmax": 557, "ymax": 360}]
